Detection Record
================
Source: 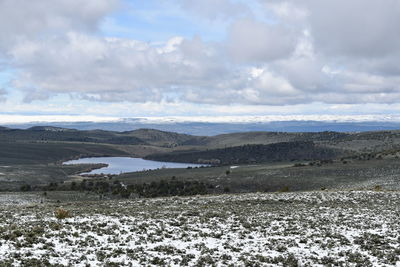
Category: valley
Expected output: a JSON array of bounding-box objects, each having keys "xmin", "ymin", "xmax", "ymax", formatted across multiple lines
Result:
[
  {"xmin": 0, "ymin": 126, "xmax": 400, "ymax": 265},
  {"xmin": 1, "ymin": 126, "xmax": 400, "ymax": 194}
]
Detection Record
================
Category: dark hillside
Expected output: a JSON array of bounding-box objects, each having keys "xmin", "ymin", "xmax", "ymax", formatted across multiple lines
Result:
[
  {"xmin": 194, "ymin": 131, "xmax": 350, "ymax": 148},
  {"xmin": 123, "ymin": 128, "xmax": 203, "ymax": 147},
  {"xmin": 349, "ymin": 130, "xmax": 400, "ymax": 140},
  {"xmin": 28, "ymin": 126, "xmax": 77, "ymax": 132},
  {"xmin": 0, "ymin": 142, "xmax": 130, "ymax": 164},
  {"xmin": 146, "ymin": 141, "xmax": 343, "ymax": 165},
  {"xmin": 0, "ymin": 127, "xmax": 146, "ymax": 145}
]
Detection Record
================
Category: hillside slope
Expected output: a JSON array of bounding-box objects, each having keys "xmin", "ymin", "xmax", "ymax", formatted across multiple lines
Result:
[
  {"xmin": 123, "ymin": 128, "xmax": 201, "ymax": 147},
  {"xmin": 0, "ymin": 142, "xmax": 131, "ymax": 164},
  {"xmin": 146, "ymin": 141, "xmax": 342, "ymax": 165},
  {"xmin": 0, "ymin": 127, "xmax": 146, "ymax": 145}
]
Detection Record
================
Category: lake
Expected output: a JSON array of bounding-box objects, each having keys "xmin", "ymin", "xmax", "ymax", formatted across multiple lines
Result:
[{"xmin": 63, "ymin": 157, "xmax": 207, "ymax": 175}]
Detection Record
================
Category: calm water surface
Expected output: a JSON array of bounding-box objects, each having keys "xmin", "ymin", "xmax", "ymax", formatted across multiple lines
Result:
[{"xmin": 63, "ymin": 157, "xmax": 206, "ymax": 175}]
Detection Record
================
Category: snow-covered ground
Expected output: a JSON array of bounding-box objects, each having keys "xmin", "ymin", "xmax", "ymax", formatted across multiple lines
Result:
[{"xmin": 0, "ymin": 191, "xmax": 399, "ymax": 266}]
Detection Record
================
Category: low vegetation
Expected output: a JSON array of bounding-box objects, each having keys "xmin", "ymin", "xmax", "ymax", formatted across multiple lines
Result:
[
  {"xmin": 39, "ymin": 178, "xmax": 214, "ymax": 199},
  {"xmin": 0, "ymin": 191, "xmax": 398, "ymax": 266}
]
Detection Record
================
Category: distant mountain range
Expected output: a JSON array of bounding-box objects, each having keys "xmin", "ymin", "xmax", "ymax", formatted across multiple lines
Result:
[{"xmin": 4, "ymin": 120, "xmax": 400, "ymax": 135}]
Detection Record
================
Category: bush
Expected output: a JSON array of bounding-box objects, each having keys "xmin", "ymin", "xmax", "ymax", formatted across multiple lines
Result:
[
  {"xmin": 20, "ymin": 184, "xmax": 32, "ymax": 192},
  {"xmin": 54, "ymin": 208, "xmax": 71, "ymax": 220},
  {"xmin": 127, "ymin": 180, "xmax": 211, "ymax": 198},
  {"xmin": 278, "ymin": 186, "xmax": 290, "ymax": 193},
  {"xmin": 374, "ymin": 185, "xmax": 382, "ymax": 191},
  {"xmin": 70, "ymin": 181, "xmax": 77, "ymax": 190},
  {"xmin": 294, "ymin": 163, "xmax": 307, "ymax": 167}
]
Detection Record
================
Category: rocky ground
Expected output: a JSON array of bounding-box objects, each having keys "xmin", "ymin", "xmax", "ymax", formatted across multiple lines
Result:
[{"xmin": 0, "ymin": 191, "xmax": 399, "ymax": 266}]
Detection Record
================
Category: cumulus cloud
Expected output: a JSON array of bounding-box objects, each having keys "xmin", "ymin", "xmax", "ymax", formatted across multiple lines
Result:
[
  {"xmin": 227, "ymin": 19, "xmax": 298, "ymax": 63},
  {"xmin": 1, "ymin": 0, "xmax": 400, "ymax": 108},
  {"xmin": 0, "ymin": 0, "xmax": 117, "ymax": 52},
  {"xmin": 9, "ymin": 33, "xmax": 234, "ymax": 102},
  {"xmin": 264, "ymin": 0, "xmax": 400, "ymax": 69},
  {"xmin": 303, "ymin": 0, "xmax": 400, "ymax": 58},
  {"xmin": 257, "ymin": 0, "xmax": 400, "ymax": 104}
]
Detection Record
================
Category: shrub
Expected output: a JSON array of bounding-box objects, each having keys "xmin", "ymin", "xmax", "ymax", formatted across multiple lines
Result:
[
  {"xmin": 20, "ymin": 184, "xmax": 32, "ymax": 192},
  {"xmin": 374, "ymin": 185, "xmax": 382, "ymax": 191},
  {"xmin": 70, "ymin": 181, "xmax": 77, "ymax": 190},
  {"xmin": 54, "ymin": 208, "xmax": 71, "ymax": 220},
  {"xmin": 278, "ymin": 186, "xmax": 290, "ymax": 193},
  {"xmin": 294, "ymin": 163, "xmax": 307, "ymax": 167}
]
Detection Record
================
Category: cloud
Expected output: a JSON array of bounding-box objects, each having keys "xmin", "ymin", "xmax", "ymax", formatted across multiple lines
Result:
[
  {"xmin": 227, "ymin": 19, "xmax": 298, "ymax": 63},
  {"xmin": 0, "ymin": 88, "xmax": 7, "ymax": 102},
  {"xmin": 9, "ymin": 33, "xmax": 234, "ymax": 102},
  {"xmin": 263, "ymin": 0, "xmax": 400, "ymax": 55},
  {"xmin": 22, "ymin": 90, "xmax": 51, "ymax": 103},
  {"xmin": 177, "ymin": 0, "xmax": 251, "ymax": 20},
  {"xmin": 303, "ymin": 0, "xmax": 400, "ymax": 58},
  {"xmin": 265, "ymin": 1, "xmax": 309, "ymax": 23},
  {"xmin": 257, "ymin": 0, "xmax": 400, "ymax": 104},
  {"xmin": 2, "ymin": 0, "xmax": 400, "ymax": 110},
  {"xmin": 0, "ymin": 0, "xmax": 117, "ymax": 52}
]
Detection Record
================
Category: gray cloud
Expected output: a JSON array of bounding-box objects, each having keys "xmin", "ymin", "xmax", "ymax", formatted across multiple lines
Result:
[
  {"xmin": 303, "ymin": 0, "xmax": 400, "ymax": 58},
  {"xmin": 263, "ymin": 0, "xmax": 400, "ymax": 56},
  {"xmin": 9, "ymin": 34, "xmax": 234, "ymax": 102},
  {"xmin": 264, "ymin": 1, "xmax": 400, "ymax": 73},
  {"xmin": 227, "ymin": 19, "xmax": 298, "ymax": 63},
  {"xmin": 0, "ymin": 0, "xmax": 117, "ymax": 33},
  {"xmin": 0, "ymin": 0, "xmax": 117, "ymax": 53},
  {"xmin": 23, "ymin": 89, "xmax": 51, "ymax": 103},
  {"xmin": 2, "ymin": 0, "xmax": 400, "ymax": 107},
  {"xmin": 0, "ymin": 88, "xmax": 6, "ymax": 102}
]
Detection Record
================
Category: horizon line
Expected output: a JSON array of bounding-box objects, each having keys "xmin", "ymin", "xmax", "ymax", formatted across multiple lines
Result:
[{"xmin": 2, "ymin": 114, "xmax": 400, "ymax": 124}]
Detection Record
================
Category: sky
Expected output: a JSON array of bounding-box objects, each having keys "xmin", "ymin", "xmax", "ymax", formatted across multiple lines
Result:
[{"xmin": 1, "ymin": 0, "xmax": 400, "ymax": 122}]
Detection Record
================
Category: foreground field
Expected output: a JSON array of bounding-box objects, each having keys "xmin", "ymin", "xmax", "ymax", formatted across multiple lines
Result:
[{"xmin": 0, "ymin": 191, "xmax": 399, "ymax": 266}]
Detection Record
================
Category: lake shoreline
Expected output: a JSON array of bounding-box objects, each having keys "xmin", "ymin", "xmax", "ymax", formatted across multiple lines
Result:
[{"xmin": 63, "ymin": 156, "xmax": 208, "ymax": 175}]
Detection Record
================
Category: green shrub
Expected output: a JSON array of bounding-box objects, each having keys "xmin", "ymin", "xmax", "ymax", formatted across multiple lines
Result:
[{"xmin": 374, "ymin": 185, "xmax": 382, "ymax": 191}]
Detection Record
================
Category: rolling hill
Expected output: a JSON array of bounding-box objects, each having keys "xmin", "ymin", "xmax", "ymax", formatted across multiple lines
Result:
[
  {"xmin": 2, "ymin": 126, "xmax": 400, "ymax": 166},
  {"xmin": 145, "ymin": 141, "xmax": 342, "ymax": 165}
]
